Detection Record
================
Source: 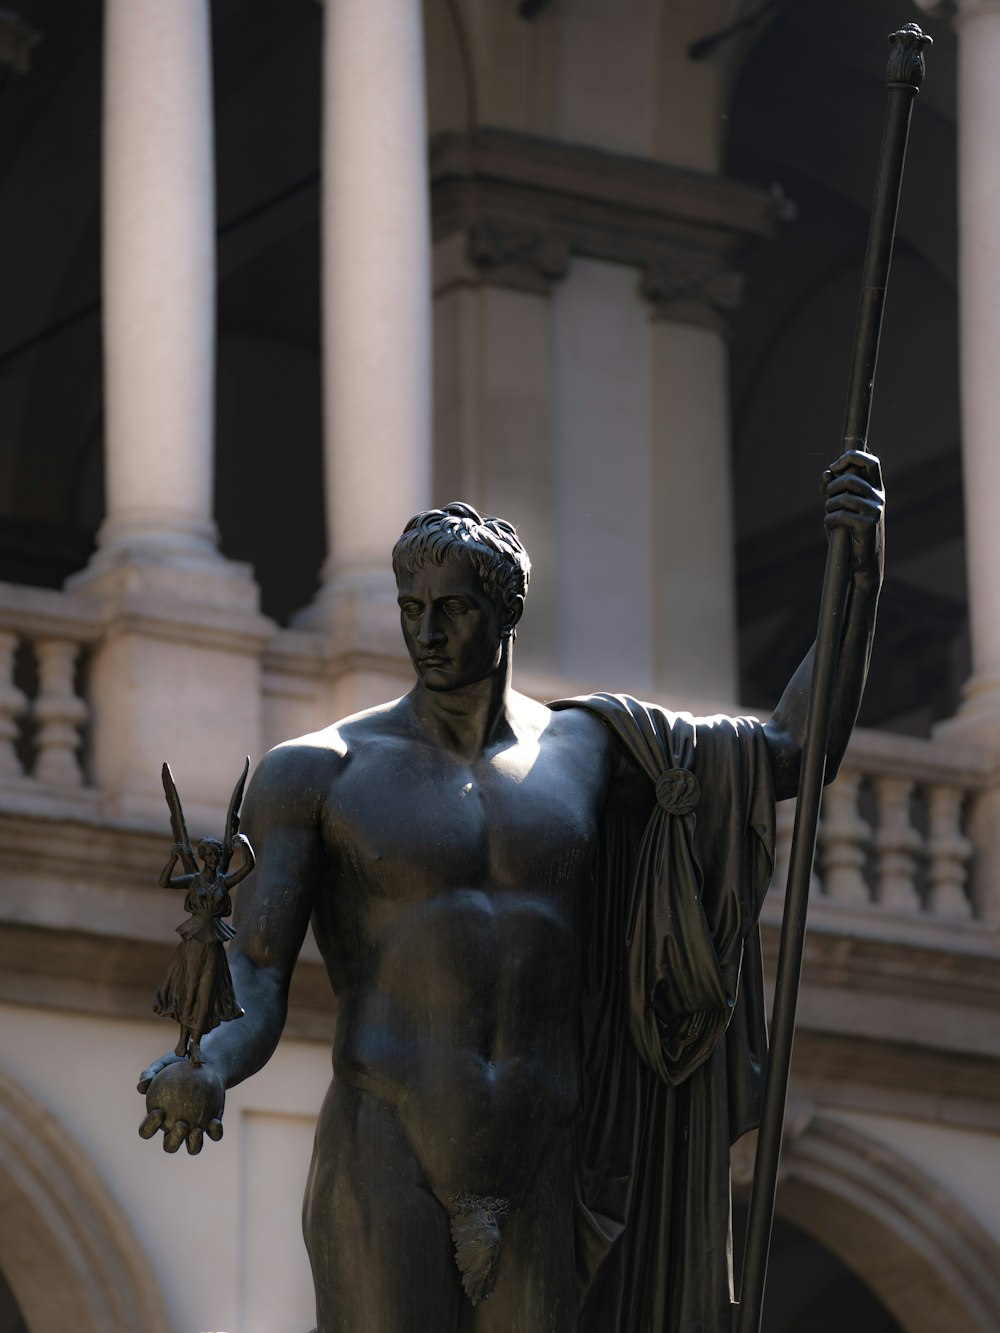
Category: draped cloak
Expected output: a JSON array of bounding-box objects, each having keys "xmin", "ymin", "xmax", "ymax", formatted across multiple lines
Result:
[{"xmin": 550, "ymin": 694, "xmax": 776, "ymax": 1333}]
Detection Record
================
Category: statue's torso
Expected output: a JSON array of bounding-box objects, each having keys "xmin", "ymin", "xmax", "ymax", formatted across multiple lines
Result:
[{"xmin": 309, "ymin": 696, "xmax": 617, "ymax": 1201}]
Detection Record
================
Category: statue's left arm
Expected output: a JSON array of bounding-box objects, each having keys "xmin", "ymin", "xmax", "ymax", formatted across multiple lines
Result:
[
  {"xmin": 223, "ymin": 832, "xmax": 256, "ymax": 889},
  {"xmin": 764, "ymin": 449, "xmax": 885, "ymax": 802}
]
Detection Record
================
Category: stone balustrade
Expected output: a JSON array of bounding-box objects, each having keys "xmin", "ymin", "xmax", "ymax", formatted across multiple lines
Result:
[
  {"xmin": 0, "ymin": 578, "xmax": 993, "ymax": 934},
  {"xmin": 0, "ymin": 583, "xmax": 101, "ymax": 803},
  {"xmin": 773, "ymin": 726, "xmax": 990, "ymax": 923}
]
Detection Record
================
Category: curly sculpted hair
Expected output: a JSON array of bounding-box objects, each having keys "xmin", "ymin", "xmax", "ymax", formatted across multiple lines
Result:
[{"xmin": 391, "ymin": 503, "xmax": 531, "ymax": 628}]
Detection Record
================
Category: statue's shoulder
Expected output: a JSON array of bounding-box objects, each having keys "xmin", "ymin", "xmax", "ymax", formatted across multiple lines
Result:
[
  {"xmin": 246, "ymin": 700, "xmax": 411, "ymax": 824},
  {"xmin": 253, "ymin": 698, "xmax": 398, "ymax": 774},
  {"xmin": 271, "ymin": 696, "xmax": 412, "ymax": 764},
  {"xmin": 523, "ymin": 691, "xmax": 617, "ymax": 760}
]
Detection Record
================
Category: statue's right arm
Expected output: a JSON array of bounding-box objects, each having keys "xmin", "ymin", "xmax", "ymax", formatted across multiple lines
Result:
[
  {"xmin": 204, "ymin": 741, "xmax": 326, "ymax": 1087},
  {"xmin": 158, "ymin": 847, "xmax": 194, "ymax": 889},
  {"xmin": 138, "ymin": 741, "xmax": 331, "ymax": 1153}
]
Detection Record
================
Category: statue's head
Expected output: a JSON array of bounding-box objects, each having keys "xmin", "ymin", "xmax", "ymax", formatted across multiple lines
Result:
[
  {"xmin": 197, "ymin": 837, "xmax": 223, "ymax": 869},
  {"xmin": 392, "ymin": 504, "xmax": 531, "ymax": 690},
  {"xmin": 392, "ymin": 503, "xmax": 530, "ymax": 630}
]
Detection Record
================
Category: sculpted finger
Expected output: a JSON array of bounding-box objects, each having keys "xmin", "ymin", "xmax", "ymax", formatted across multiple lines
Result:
[
  {"xmin": 206, "ymin": 1118, "xmax": 224, "ymax": 1142},
  {"xmin": 137, "ymin": 1051, "xmax": 182, "ymax": 1093},
  {"xmin": 185, "ymin": 1126, "xmax": 204, "ymax": 1156},
  {"xmin": 827, "ymin": 449, "xmax": 882, "ymax": 485},
  {"xmin": 825, "ymin": 472, "xmax": 881, "ymax": 500},
  {"xmin": 162, "ymin": 1119, "xmax": 189, "ymax": 1154},
  {"xmin": 137, "ymin": 1065, "xmax": 161, "ymax": 1094},
  {"xmin": 138, "ymin": 1108, "xmax": 166, "ymax": 1139},
  {"xmin": 825, "ymin": 496, "xmax": 882, "ymax": 525}
]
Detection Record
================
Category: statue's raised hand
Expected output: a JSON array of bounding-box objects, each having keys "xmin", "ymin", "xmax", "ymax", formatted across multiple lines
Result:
[{"xmin": 137, "ymin": 1055, "xmax": 225, "ymax": 1155}]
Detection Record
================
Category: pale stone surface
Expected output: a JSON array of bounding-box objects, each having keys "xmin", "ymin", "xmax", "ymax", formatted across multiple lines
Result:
[
  {"xmin": 98, "ymin": 0, "xmax": 220, "ymax": 567},
  {"xmin": 433, "ymin": 265, "xmax": 558, "ymax": 673},
  {"xmin": 305, "ymin": 0, "xmax": 431, "ymax": 625},
  {"xmin": 651, "ymin": 0, "xmax": 729, "ymax": 172},
  {"xmin": 551, "ymin": 258, "xmax": 654, "ymax": 693},
  {"xmin": 650, "ymin": 319, "xmax": 738, "ymax": 704},
  {"xmin": 77, "ymin": 564, "xmax": 274, "ymax": 825},
  {"xmin": 952, "ymin": 0, "xmax": 1000, "ymax": 737},
  {"xmin": 774, "ymin": 1112, "xmax": 1000, "ymax": 1333},
  {"xmin": 454, "ymin": 0, "xmax": 556, "ymax": 133},
  {"xmin": 551, "ymin": 0, "xmax": 658, "ymax": 156},
  {"xmin": 238, "ymin": 1112, "xmax": 319, "ymax": 1333},
  {"xmin": 0, "ymin": 1064, "xmax": 171, "ymax": 1333},
  {"xmin": 0, "ymin": 1005, "xmax": 329, "ymax": 1333},
  {"xmin": 835, "ymin": 1109, "xmax": 1000, "ymax": 1242}
]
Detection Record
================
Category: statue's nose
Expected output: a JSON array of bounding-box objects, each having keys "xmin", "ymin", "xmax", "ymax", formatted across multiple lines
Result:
[{"xmin": 417, "ymin": 611, "xmax": 445, "ymax": 646}]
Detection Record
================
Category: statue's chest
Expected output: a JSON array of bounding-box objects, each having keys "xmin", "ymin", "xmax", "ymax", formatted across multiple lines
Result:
[{"xmin": 322, "ymin": 737, "xmax": 603, "ymax": 900}]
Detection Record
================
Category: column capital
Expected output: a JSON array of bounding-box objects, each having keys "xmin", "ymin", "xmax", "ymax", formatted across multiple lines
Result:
[
  {"xmin": 431, "ymin": 128, "xmax": 779, "ymax": 324},
  {"xmin": 466, "ymin": 220, "xmax": 570, "ymax": 296},
  {"xmin": 640, "ymin": 255, "xmax": 745, "ymax": 332}
]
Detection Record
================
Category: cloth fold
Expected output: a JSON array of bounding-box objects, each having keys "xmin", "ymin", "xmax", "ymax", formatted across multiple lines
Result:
[{"xmin": 550, "ymin": 693, "xmax": 775, "ymax": 1333}]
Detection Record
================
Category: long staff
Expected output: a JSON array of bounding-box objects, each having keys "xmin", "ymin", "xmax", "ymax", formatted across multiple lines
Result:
[{"xmin": 735, "ymin": 23, "xmax": 931, "ymax": 1333}]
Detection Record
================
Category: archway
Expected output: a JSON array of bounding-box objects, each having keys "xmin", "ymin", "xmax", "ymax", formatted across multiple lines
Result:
[
  {"xmin": 0, "ymin": 1066, "xmax": 170, "ymax": 1333},
  {"xmin": 735, "ymin": 1113, "xmax": 1000, "ymax": 1333}
]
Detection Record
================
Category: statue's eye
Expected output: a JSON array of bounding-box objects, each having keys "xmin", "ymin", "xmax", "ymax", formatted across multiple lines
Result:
[
  {"xmin": 400, "ymin": 601, "xmax": 422, "ymax": 619},
  {"xmin": 444, "ymin": 599, "xmax": 468, "ymax": 616}
]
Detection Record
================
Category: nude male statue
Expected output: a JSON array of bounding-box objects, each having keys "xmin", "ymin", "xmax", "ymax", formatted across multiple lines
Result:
[{"xmin": 138, "ymin": 450, "xmax": 884, "ymax": 1333}]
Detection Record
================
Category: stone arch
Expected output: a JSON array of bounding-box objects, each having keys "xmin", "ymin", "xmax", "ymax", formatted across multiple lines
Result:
[
  {"xmin": 0, "ymin": 1065, "xmax": 170, "ymax": 1333},
  {"xmin": 424, "ymin": 0, "xmax": 476, "ymax": 134},
  {"xmin": 740, "ymin": 1112, "xmax": 1000, "ymax": 1333}
]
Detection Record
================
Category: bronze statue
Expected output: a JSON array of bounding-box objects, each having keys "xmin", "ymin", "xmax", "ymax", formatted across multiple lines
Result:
[
  {"xmin": 151, "ymin": 760, "xmax": 255, "ymax": 1066},
  {"xmin": 138, "ymin": 453, "xmax": 884, "ymax": 1333}
]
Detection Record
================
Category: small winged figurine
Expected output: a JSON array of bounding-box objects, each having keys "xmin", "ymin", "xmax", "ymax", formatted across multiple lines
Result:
[{"xmin": 154, "ymin": 758, "xmax": 255, "ymax": 1066}]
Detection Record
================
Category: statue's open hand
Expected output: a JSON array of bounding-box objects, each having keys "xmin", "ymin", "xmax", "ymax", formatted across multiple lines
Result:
[
  {"xmin": 137, "ymin": 1057, "xmax": 225, "ymax": 1155},
  {"xmin": 823, "ymin": 449, "xmax": 885, "ymax": 575}
]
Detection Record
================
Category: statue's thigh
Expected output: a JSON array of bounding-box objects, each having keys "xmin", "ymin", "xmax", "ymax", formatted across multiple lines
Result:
[
  {"xmin": 304, "ymin": 1079, "xmax": 462, "ymax": 1333},
  {"xmin": 469, "ymin": 1127, "xmax": 577, "ymax": 1333}
]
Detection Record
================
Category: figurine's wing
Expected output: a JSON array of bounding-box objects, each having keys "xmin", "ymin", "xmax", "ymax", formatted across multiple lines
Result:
[
  {"xmin": 161, "ymin": 762, "xmax": 198, "ymax": 872},
  {"xmin": 221, "ymin": 756, "xmax": 250, "ymax": 872}
]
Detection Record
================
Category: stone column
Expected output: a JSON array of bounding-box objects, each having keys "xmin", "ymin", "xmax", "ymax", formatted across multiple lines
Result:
[
  {"xmin": 433, "ymin": 236, "xmax": 560, "ymax": 685},
  {"xmin": 428, "ymin": 131, "xmax": 773, "ymax": 708},
  {"xmin": 935, "ymin": 0, "xmax": 1000, "ymax": 922},
  {"xmin": 951, "ymin": 0, "xmax": 1000, "ymax": 738},
  {"xmin": 301, "ymin": 0, "xmax": 432, "ymax": 715},
  {"xmin": 94, "ymin": 0, "xmax": 222, "ymax": 573},
  {"xmin": 68, "ymin": 0, "xmax": 270, "ymax": 825},
  {"xmin": 649, "ymin": 318, "xmax": 738, "ymax": 708}
]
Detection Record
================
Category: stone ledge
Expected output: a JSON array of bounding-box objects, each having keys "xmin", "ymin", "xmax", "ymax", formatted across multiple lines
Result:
[
  {"xmin": 431, "ymin": 127, "xmax": 779, "ymax": 323},
  {"xmin": 4, "ymin": 918, "xmax": 997, "ymax": 1131},
  {"xmin": 790, "ymin": 1030, "xmax": 1000, "ymax": 1132},
  {"xmin": 0, "ymin": 923, "xmax": 335, "ymax": 1043}
]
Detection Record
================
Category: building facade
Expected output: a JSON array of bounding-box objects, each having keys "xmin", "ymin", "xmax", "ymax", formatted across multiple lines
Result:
[{"xmin": 1, "ymin": 1, "xmax": 999, "ymax": 1330}]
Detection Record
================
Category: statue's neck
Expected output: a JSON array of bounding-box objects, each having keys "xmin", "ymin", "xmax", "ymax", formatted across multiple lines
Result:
[{"xmin": 409, "ymin": 649, "xmax": 514, "ymax": 761}]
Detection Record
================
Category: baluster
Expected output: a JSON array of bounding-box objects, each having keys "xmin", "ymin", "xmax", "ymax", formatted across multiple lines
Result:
[
  {"xmin": 818, "ymin": 766, "xmax": 870, "ymax": 903},
  {"xmin": 0, "ymin": 630, "xmax": 27, "ymax": 778},
  {"xmin": 926, "ymin": 783, "xmax": 973, "ymax": 918},
  {"xmin": 872, "ymin": 775, "xmax": 923, "ymax": 911},
  {"xmin": 32, "ymin": 638, "xmax": 87, "ymax": 786},
  {"xmin": 772, "ymin": 798, "xmax": 822, "ymax": 899}
]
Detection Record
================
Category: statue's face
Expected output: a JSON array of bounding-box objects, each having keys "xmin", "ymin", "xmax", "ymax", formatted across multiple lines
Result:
[{"xmin": 397, "ymin": 553, "xmax": 504, "ymax": 691}]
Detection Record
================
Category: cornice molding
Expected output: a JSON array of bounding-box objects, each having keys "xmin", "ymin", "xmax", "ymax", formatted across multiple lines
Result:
[
  {"xmin": 430, "ymin": 128, "xmax": 779, "ymax": 326},
  {"xmin": 4, "ymin": 907, "xmax": 1000, "ymax": 1126}
]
